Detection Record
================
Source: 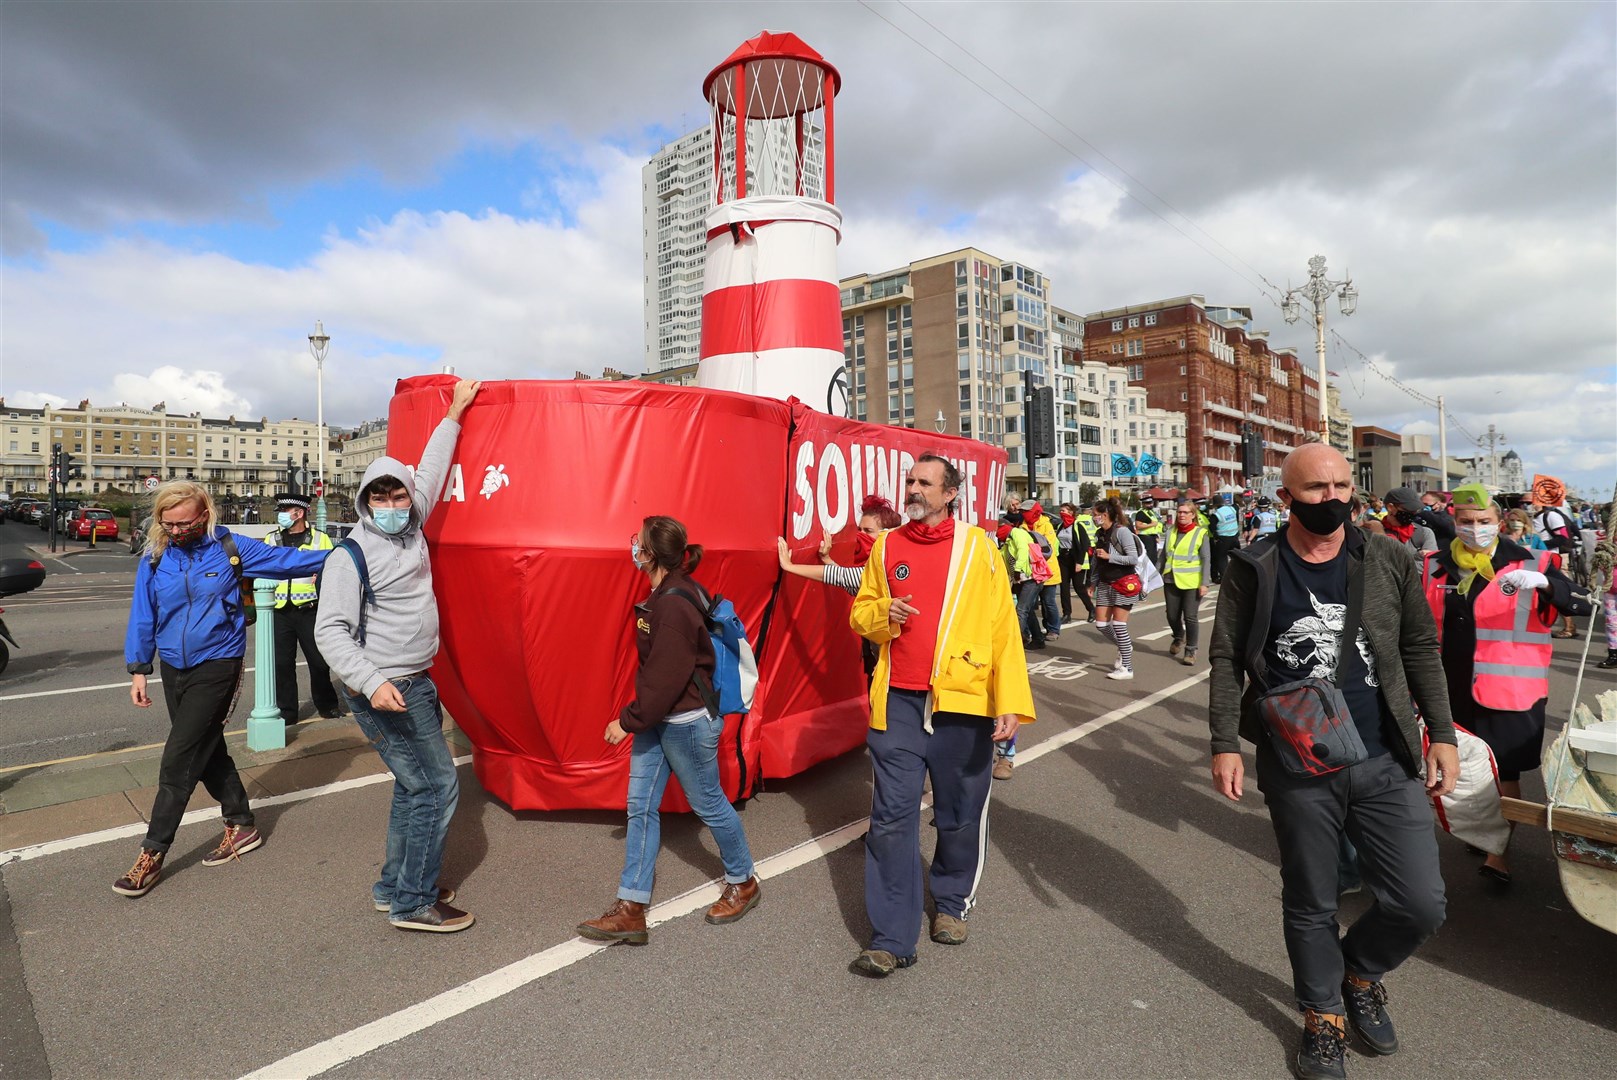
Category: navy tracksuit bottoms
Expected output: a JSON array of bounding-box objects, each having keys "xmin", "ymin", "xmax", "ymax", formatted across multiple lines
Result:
[{"xmin": 865, "ymin": 688, "xmax": 996, "ymax": 956}]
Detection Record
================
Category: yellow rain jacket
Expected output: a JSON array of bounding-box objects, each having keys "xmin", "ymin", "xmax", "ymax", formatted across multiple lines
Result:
[
  {"xmin": 851, "ymin": 524, "xmax": 1036, "ymax": 731},
  {"xmin": 1030, "ymin": 513, "xmax": 1062, "ymax": 585}
]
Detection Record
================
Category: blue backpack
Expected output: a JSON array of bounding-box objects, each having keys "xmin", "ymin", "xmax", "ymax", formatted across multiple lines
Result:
[
  {"xmin": 320, "ymin": 538, "xmax": 377, "ymax": 645},
  {"xmin": 667, "ymin": 587, "xmax": 757, "ymax": 717}
]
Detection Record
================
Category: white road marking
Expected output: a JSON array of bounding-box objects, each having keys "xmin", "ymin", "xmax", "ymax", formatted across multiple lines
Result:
[
  {"xmin": 0, "ymin": 660, "xmax": 304, "ymax": 703},
  {"xmin": 0, "ymin": 727, "xmax": 128, "ymax": 753},
  {"xmin": 1138, "ymin": 612, "xmax": 1216, "ymax": 641},
  {"xmin": 233, "ymin": 670, "xmax": 1211, "ymax": 1080},
  {"xmin": 0, "ymin": 754, "xmax": 473, "ymax": 864}
]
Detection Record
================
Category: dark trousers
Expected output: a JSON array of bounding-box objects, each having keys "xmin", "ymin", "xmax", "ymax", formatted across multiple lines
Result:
[
  {"xmin": 1211, "ymin": 534, "xmax": 1238, "ymax": 582},
  {"xmin": 146, "ymin": 658, "xmax": 253, "ymax": 853},
  {"xmin": 275, "ymin": 602, "xmax": 339, "ymax": 721},
  {"xmin": 1163, "ymin": 583, "xmax": 1202, "ymax": 650},
  {"xmin": 1256, "ymin": 745, "xmax": 1446, "ymax": 1013},
  {"xmin": 1063, "ymin": 566, "xmax": 1096, "ymax": 621},
  {"xmin": 1057, "ymin": 550, "xmax": 1079, "ymax": 620},
  {"xmin": 865, "ymin": 691, "xmax": 995, "ymax": 956}
]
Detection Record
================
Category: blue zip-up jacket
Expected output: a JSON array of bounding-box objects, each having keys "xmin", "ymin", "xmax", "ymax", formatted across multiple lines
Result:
[{"xmin": 125, "ymin": 528, "xmax": 331, "ymax": 673}]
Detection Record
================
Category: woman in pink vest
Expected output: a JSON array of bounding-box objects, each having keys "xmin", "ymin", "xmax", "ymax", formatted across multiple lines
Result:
[{"xmin": 1421, "ymin": 484, "xmax": 1590, "ymax": 884}]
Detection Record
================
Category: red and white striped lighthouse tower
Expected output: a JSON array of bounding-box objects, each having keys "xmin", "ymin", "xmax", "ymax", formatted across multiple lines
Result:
[{"xmin": 698, "ymin": 32, "xmax": 846, "ymax": 414}]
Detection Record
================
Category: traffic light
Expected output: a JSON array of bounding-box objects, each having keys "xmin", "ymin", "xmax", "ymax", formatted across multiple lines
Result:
[
  {"xmin": 1027, "ymin": 386, "xmax": 1057, "ymax": 460},
  {"xmin": 59, "ymin": 448, "xmax": 80, "ymax": 480},
  {"xmin": 285, "ymin": 455, "xmax": 299, "ymax": 495},
  {"xmin": 1240, "ymin": 424, "xmax": 1265, "ymax": 479}
]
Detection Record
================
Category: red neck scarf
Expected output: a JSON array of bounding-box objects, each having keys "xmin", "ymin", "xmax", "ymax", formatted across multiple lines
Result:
[
  {"xmin": 1383, "ymin": 519, "xmax": 1415, "ymax": 544},
  {"xmin": 1060, "ymin": 510, "xmax": 1075, "ymax": 528},
  {"xmin": 854, "ymin": 530, "xmax": 878, "ymax": 563},
  {"xmin": 903, "ymin": 517, "xmax": 956, "ymax": 545},
  {"xmin": 1176, "ymin": 520, "xmax": 1197, "ymax": 533}
]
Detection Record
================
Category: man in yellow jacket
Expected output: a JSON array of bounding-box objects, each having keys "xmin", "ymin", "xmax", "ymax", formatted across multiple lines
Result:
[
  {"xmin": 850, "ymin": 454, "xmax": 1035, "ymax": 978},
  {"xmin": 1021, "ymin": 498, "xmax": 1064, "ymax": 638}
]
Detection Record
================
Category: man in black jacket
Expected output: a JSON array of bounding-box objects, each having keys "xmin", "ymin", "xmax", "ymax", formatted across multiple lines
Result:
[{"xmin": 1207, "ymin": 443, "xmax": 1460, "ymax": 1080}]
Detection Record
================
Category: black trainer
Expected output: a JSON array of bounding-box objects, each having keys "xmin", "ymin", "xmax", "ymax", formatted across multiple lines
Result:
[
  {"xmin": 1295, "ymin": 1010, "xmax": 1348, "ymax": 1080},
  {"xmin": 1343, "ymin": 976, "xmax": 1399, "ymax": 1055}
]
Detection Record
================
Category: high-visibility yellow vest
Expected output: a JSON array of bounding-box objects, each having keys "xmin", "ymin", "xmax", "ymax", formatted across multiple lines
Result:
[
  {"xmin": 1136, "ymin": 508, "xmax": 1164, "ymax": 536},
  {"xmin": 1076, "ymin": 514, "xmax": 1096, "ymax": 571},
  {"xmin": 269, "ymin": 527, "xmax": 333, "ymax": 608},
  {"xmin": 1167, "ymin": 526, "xmax": 1208, "ymax": 589}
]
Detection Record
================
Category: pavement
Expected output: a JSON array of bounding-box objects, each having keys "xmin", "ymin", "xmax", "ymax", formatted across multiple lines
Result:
[{"xmin": 2, "ymin": 572, "xmax": 1615, "ymax": 1079}]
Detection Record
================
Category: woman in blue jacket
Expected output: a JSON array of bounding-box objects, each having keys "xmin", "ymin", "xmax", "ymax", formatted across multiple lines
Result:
[{"xmin": 116, "ymin": 482, "xmax": 330, "ymax": 898}]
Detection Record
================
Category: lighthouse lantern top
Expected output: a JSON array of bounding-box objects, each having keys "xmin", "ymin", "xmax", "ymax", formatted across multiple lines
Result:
[{"xmin": 704, "ymin": 30, "xmax": 840, "ymax": 206}]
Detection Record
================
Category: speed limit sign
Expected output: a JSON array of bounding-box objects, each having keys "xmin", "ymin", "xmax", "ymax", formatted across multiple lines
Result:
[{"xmin": 144, "ymin": 476, "xmax": 160, "ymax": 492}]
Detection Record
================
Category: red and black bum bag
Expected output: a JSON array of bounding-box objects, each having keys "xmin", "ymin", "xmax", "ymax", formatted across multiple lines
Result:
[{"xmin": 1254, "ymin": 557, "xmax": 1369, "ymax": 779}]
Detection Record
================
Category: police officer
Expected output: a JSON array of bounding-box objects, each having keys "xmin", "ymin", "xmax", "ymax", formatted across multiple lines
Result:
[
  {"xmin": 1134, "ymin": 494, "xmax": 1166, "ymax": 566},
  {"xmin": 267, "ymin": 493, "xmax": 341, "ymax": 724},
  {"xmin": 1245, "ymin": 496, "xmax": 1278, "ymax": 544}
]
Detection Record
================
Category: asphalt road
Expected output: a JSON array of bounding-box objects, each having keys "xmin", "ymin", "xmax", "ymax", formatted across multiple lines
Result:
[{"xmin": 2, "ymin": 560, "xmax": 1614, "ymax": 1079}]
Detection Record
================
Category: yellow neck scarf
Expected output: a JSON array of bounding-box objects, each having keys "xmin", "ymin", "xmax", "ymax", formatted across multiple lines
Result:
[{"xmin": 1451, "ymin": 537, "xmax": 1498, "ymax": 596}]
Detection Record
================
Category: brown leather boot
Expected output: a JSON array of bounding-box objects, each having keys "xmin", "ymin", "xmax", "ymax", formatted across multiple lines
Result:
[
  {"xmin": 577, "ymin": 899, "xmax": 648, "ymax": 944},
  {"xmin": 705, "ymin": 876, "xmax": 761, "ymax": 924}
]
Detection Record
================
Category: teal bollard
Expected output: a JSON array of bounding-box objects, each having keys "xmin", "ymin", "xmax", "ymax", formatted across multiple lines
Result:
[
  {"xmin": 246, "ymin": 580, "xmax": 286, "ymax": 751},
  {"xmin": 314, "ymin": 495, "xmax": 327, "ymax": 533}
]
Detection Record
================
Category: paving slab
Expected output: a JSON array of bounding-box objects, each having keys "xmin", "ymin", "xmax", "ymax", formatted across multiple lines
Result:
[{"xmin": 0, "ymin": 791, "xmax": 143, "ymax": 853}]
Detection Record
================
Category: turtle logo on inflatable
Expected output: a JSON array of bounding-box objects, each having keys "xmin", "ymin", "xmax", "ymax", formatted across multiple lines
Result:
[{"xmin": 480, "ymin": 464, "xmax": 510, "ymax": 500}]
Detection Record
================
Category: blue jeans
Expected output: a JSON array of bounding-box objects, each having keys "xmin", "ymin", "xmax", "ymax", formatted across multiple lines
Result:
[
  {"xmin": 617, "ymin": 713, "xmax": 755, "ymax": 904},
  {"xmin": 1016, "ymin": 582, "xmax": 1044, "ymax": 646},
  {"xmin": 346, "ymin": 675, "xmax": 460, "ymax": 920},
  {"xmin": 1040, "ymin": 583, "xmax": 1062, "ymax": 636}
]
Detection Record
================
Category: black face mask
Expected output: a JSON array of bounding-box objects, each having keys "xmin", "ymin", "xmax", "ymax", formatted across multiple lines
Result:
[
  {"xmin": 1285, "ymin": 495, "xmax": 1354, "ymax": 536},
  {"xmin": 1394, "ymin": 509, "xmax": 1417, "ymax": 525}
]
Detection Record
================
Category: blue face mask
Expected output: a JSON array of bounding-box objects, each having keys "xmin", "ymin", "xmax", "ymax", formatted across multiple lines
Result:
[
  {"xmin": 630, "ymin": 536, "xmax": 644, "ymax": 569},
  {"xmin": 277, "ymin": 511, "xmax": 295, "ymax": 529},
  {"xmin": 373, "ymin": 507, "xmax": 410, "ymax": 535}
]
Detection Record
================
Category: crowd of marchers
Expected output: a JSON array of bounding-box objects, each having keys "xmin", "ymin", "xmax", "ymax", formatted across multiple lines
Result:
[{"xmin": 111, "ymin": 378, "xmax": 1607, "ymax": 1080}]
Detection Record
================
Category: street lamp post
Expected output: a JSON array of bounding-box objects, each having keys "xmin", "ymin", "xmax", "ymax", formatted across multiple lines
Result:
[
  {"xmin": 1281, "ymin": 255, "xmax": 1357, "ymax": 444},
  {"xmin": 933, "ymin": 409, "xmax": 948, "ymax": 434},
  {"xmin": 308, "ymin": 320, "xmax": 330, "ymax": 531}
]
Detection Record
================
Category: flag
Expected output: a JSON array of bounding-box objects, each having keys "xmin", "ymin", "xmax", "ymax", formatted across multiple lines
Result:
[
  {"xmin": 1136, "ymin": 454, "xmax": 1163, "ymax": 476},
  {"xmin": 1111, "ymin": 454, "xmax": 1137, "ymax": 478}
]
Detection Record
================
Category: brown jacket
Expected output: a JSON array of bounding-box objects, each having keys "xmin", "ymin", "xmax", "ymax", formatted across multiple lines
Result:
[{"xmin": 618, "ymin": 571, "xmax": 716, "ymax": 734}]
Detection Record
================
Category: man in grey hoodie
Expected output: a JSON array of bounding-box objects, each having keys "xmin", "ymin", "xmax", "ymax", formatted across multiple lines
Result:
[{"xmin": 315, "ymin": 378, "xmax": 480, "ymax": 933}]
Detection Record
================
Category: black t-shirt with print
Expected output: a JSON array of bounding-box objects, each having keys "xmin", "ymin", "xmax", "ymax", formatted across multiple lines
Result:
[{"xmin": 1262, "ymin": 541, "xmax": 1391, "ymax": 758}]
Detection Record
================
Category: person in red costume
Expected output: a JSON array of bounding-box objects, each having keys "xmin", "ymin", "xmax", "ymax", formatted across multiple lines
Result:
[
  {"xmin": 776, "ymin": 495, "xmax": 903, "ymax": 679},
  {"xmin": 847, "ymin": 455, "xmax": 1034, "ymax": 978}
]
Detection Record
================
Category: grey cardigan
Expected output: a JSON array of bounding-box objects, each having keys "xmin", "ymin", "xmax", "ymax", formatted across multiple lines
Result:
[{"xmin": 1207, "ymin": 524, "xmax": 1457, "ymax": 776}]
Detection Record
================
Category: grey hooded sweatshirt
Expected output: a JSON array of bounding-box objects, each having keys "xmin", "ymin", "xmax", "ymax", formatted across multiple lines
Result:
[{"xmin": 314, "ymin": 418, "xmax": 460, "ymax": 701}]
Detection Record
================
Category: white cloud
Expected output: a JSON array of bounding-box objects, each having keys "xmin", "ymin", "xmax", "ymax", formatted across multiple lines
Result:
[{"xmin": 109, "ymin": 367, "xmax": 254, "ymax": 417}]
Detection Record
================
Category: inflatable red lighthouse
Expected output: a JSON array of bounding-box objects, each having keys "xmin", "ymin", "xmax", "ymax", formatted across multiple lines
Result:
[{"xmin": 698, "ymin": 32, "xmax": 848, "ymax": 415}]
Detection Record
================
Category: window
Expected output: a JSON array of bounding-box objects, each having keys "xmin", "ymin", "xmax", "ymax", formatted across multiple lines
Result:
[
  {"xmin": 1181, "ymin": 391, "xmax": 1189, "ymax": 402},
  {"xmin": 1126, "ymin": 339, "xmax": 1143, "ymax": 358},
  {"xmin": 1111, "ymin": 320, "xmax": 1123, "ymax": 331},
  {"xmin": 1080, "ymin": 424, "xmax": 1102, "ymax": 445},
  {"xmin": 1111, "ymin": 342, "xmax": 1123, "ymax": 354},
  {"xmin": 1145, "ymin": 313, "xmax": 1157, "ymax": 326},
  {"xmin": 1081, "ymin": 453, "xmax": 1103, "ymax": 477},
  {"xmin": 1128, "ymin": 317, "xmax": 1140, "ymax": 328},
  {"xmin": 1180, "ymin": 364, "xmax": 1187, "ymax": 375},
  {"xmin": 1127, "ymin": 363, "xmax": 1145, "ymax": 380}
]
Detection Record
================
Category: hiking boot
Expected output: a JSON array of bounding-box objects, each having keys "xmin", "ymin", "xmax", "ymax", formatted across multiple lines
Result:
[
  {"xmin": 375, "ymin": 887, "xmax": 456, "ymax": 913},
  {"xmin": 992, "ymin": 756, "xmax": 1013, "ymax": 781},
  {"xmin": 112, "ymin": 848, "xmax": 164, "ymax": 898},
  {"xmin": 201, "ymin": 825, "xmax": 262, "ymax": 866},
  {"xmin": 1169, "ymin": 639, "xmax": 1183, "ymax": 658},
  {"xmin": 1180, "ymin": 649, "xmax": 1197, "ymax": 666},
  {"xmin": 1599, "ymin": 649, "xmax": 1617, "ymax": 670},
  {"xmin": 931, "ymin": 913, "xmax": 968, "ymax": 945},
  {"xmin": 1106, "ymin": 668, "xmax": 1135, "ymax": 681},
  {"xmin": 578, "ymin": 899, "xmax": 648, "ymax": 944},
  {"xmin": 1295, "ymin": 1010, "xmax": 1348, "ymax": 1080},
  {"xmin": 851, "ymin": 949, "xmax": 918, "ymax": 978},
  {"xmin": 1343, "ymin": 975, "xmax": 1398, "ymax": 1055},
  {"xmin": 705, "ymin": 877, "xmax": 761, "ymax": 925},
  {"xmin": 391, "ymin": 900, "xmax": 475, "ymax": 934}
]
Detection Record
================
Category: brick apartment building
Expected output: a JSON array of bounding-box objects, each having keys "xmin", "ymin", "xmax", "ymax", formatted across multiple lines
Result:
[{"xmin": 1082, "ymin": 295, "xmax": 1321, "ymax": 494}]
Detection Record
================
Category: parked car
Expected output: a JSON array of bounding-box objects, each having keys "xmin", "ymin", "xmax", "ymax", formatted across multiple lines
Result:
[
  {"xmin": 67, "ymin": 508, "xmax": 118, "ymax": 542},
  {"xmin": 9, "ymin": 500, "xmax": 40, "ymax": 523},
  {"xmin": 129, "ymin": 514, "xmax": 152, "ymax": 554},
  {"xmin": 41, "ymin": 499, "xmax": 81, "ymax": 531},
  {"xmin": 24, "ymin": 503, "xmax": 48, "ymax": 526}
]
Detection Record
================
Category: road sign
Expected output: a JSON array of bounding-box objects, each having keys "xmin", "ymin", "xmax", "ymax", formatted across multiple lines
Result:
[
  {"xmin": 313, "ymin": 480, "xmax": 324, "ymax": 497},
  {"xmin": 144, "ymin": 476, "xmax": 160, "ymax": 492},
  {"xmin": 295, "ymin": 469, "xmax": 309, "ymax": 488}
]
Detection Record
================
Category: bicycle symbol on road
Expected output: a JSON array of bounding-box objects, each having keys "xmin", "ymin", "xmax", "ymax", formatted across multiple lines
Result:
[{"xmin": 1026, "ymin": 657, "xmax": 1092, "ymax": 681}]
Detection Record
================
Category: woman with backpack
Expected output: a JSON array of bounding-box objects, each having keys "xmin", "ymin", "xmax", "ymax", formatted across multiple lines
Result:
[
  {"xmin": 578, "ymin": 515, "xmax": 760, "ymax": 946},
  {"xmin": 116, "ymin": 480, "xmax": 332, "ymax": 898},
  {"xmin": 1090, "ymin": 497, "xmax": 1144, "ymax": 681}
]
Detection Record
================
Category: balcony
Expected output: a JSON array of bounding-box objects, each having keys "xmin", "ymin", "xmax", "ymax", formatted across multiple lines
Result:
[
  {"xmin": 1205, "ymin": 402, "xmax": 1244, "ymax": 420},
  {"xmin": 1250, "ymin": 392, "xmax": 1268, "ymax": 404},
  {"xmin": 1206, "ymin": 429, "xmax": 1242, "ymax": 444}
]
